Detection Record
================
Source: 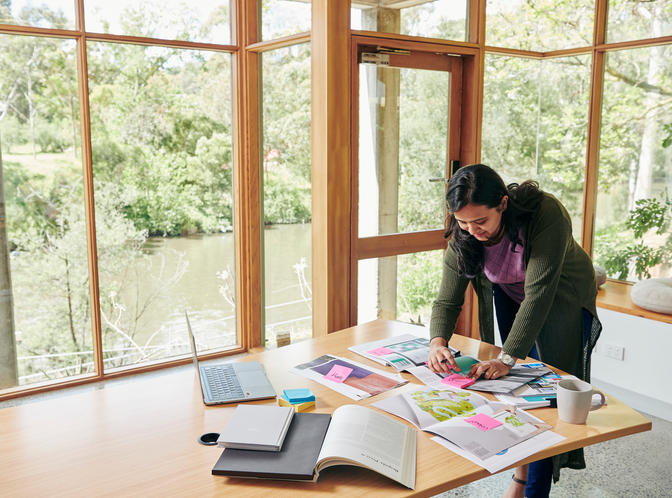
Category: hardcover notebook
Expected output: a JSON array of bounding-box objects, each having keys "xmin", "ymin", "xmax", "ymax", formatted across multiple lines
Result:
[
  {"xmin": 212, "ymin": 404, "xmax": 416, "ymax": 489},
  {"xmin": 186, "ymin": 311, "xmax": 276, "ymax": 405},
  {"xmin": 217, "ymin": 405, "xmax": 294, "ymax": 452}
]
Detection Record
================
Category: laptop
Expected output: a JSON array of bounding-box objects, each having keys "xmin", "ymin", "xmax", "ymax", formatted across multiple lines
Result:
[{"xmin": 185, "ymin": 312, "xmax": 277, "ymax": 405}]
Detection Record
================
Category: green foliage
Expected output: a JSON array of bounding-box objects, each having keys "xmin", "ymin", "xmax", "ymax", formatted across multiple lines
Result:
[
  {"xmin": 263, "ymin": 166, "xmax": 310, "ymax": 225},
  {"xmin": 397, "ymin": 252, "xmax": 442, "ymax": 320},
  {"xmin": 663, "ymin": 123, "xmax": 672, "ymax": 149},
  {"xmin": 595, "ymin": 197, "xmax": 672, "ymax": 280}
]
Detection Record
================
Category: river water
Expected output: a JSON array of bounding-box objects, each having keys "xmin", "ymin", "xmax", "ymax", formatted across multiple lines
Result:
[{"xmin": 113, "ymin": 223, "xmax": 312, "ymax": 361}]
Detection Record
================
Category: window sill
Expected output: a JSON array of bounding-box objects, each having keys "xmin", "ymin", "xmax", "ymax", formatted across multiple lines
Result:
[{"xmin": 597, "ymin": 280, "xmax": 672, "ymax": 325}]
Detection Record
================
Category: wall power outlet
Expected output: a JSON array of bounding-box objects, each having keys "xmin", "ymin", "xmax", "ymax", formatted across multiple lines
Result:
[{"xmin": 601, "ymin": 342, "xmax": 625, "ymax": 361}]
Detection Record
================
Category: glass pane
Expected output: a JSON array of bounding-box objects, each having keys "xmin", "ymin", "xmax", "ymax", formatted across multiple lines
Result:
[
  {"xmin": 351, "ymin": 0, "xmax": 467, "ymax": 42},
  {"xmin": 87, "ymin": 42, "xmax": 234, "ymax": 370},
  {"xmin": 358, "ymin": 64, "xmax": 449, "ymax": 237},
  {"xmin": 84, "ymin": 0, "xmax": 231, "ymax": 44},
  {"xmin": 0, "ymin": 0, "xmax": 76, "ymax": 29},
  {"xmin": 262, "ymin": 44, "xmax": 312, "ymax": 347},
  {"xmin": 0, "ymin": 36, "xmax": 89, "ymax": 389},
  {"xmin": 481, "ymin": 53, "xmax": 591, "ymax": 236},
  {"xmin": 607, "ymin": 0, "xmax": 672, "ymax": 43},
  {"xmin": 593, "ymin": 46, "xmax": 672, "ymax": 282},
  {"xmin": 262, "ymin": 0, "xmax": 311, "ymax": 40},
  {"xmin": 358, "ymin": 250, "xmax": 443, "ymax": 326},
  {"xmin": 486, "ymin": 0, "xmax": 594, "ymax": 51}
]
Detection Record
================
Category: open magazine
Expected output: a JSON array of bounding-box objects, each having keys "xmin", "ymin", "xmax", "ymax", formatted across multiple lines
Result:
[
  {"xmin": 495, "ymin": 372, "xmax": 574, "ymax": 408},
  {"xmin": 373, "ymin": 386, "xmax": 550, "ymax": 460},
  {"xmin": 213, "ymin": 404, "xmax": 417, "ymax": 489},
  {"xmin": 406, "ymin": 358, "xmax": 553, "ymax": 394},
  {"xmin": 290, "ymin": 354, "xmax": 407, "ymax": 400},
  {"xmin": 348, "ymin": 333, "xmax": 460, "ymax": 372}
]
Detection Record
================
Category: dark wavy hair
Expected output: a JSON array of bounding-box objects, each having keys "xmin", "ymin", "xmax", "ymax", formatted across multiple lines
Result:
[{"xmin": 445, "ymin": 164, "xmax": 543, "ymax": 278}]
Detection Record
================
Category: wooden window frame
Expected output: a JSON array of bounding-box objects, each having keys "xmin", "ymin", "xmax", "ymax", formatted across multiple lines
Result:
[{"xmin": 3, "ymin": 0, "xmax": 671, "ymax": 400}]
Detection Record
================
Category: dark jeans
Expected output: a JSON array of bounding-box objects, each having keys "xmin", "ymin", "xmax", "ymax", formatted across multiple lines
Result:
[{"xmin": 493, "ymin": 285, "xmax": 591, "ymax": 498}]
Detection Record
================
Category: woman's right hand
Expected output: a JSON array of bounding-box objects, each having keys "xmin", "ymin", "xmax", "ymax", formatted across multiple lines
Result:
[{"xmin": 427, "ymin": 337, "xmax": 459, "ymax": 374}]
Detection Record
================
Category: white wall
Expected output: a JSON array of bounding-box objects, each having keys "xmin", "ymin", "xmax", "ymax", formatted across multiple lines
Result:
[{"xmin": 591, "ymin": 309, "xmax": 672, "ymax": 421}]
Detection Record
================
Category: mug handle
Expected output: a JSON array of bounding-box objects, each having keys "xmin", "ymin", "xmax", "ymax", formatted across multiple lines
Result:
[{"xmin": 589, "ymin": 389, "xmax": 606, "ymax": 411}]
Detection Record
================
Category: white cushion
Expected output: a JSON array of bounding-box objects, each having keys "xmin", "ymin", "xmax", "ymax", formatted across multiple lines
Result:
[
  {"xmin": 631, "ymin": 278, "xmax": 672, "ymax": 315},
  {"xmin": 594, "ymin": 265, "xmax": 607, "ymax": 288}
]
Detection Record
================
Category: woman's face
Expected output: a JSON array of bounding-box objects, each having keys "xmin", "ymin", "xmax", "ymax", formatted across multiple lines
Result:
[{"xmin": 453, "ymin": 197, "xmax": 507, "ymax": 242}]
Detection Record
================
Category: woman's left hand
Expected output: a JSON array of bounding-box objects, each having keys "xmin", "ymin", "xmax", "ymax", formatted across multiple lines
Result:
[{"xmin": 467, "ymin": 359, "xmax": 513, "ymax": 380}]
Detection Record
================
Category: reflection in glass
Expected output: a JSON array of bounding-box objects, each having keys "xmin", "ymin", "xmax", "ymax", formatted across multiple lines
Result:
[
  {"xmin": 486, "ymin": 0, "xmax": 593, "ymax": 51},
  {"xmin": 358, "ymin": 64, "xmax": 449, "ymax": 237},
  {"xmin": 0, "ymin": 36, "xmax": 89, "ymax": 388},
  {"xmin": 87, "ymin": 42, "xmax": 234, "ymax": 370},
  {"xmin": 0, "ymin": 0, "xmax": 75, "ymax": 29},
  {"xmin": 84, "ymin": 0, "xmax": 231, "ymax": 43},
  {"xmin": 262, "ymin": 0, "xmax": 311, "ymax": 40},
  {"xmin": 351, "ymin": 0, "xmax": 467, "ymax": 41},
  {"xmin": 481, "ymin": 53, "xmax": 591, "ymax": 236},
  {"xmin": 594, "ymin": 46, "xmax": 672, "ymax": 281},
  {"xmin": 358, "ymin": 251, "xmax": 443, "ymax": 326},
  {"xmin": 607, "ymin": 0, "xmax": 672, "ymax": 43},
  {"xmin": 261, "ymin": 44, "xmax": 311, "ymax": 347}
]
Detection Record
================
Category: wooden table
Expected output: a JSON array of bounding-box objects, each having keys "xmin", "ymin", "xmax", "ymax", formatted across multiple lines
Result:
[{"xmin": 0, "ymin": 320, "xmax": 651, "ymax": 497}]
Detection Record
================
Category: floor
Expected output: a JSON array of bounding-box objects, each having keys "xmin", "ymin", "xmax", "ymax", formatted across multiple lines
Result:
[{"xmin": 433, "ymin": 410, "xmax": 672, "ymax": 498}]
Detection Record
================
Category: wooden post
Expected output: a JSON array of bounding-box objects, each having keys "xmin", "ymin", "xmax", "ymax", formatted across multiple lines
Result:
[
  {"xmin": 233, "ymin": 0, "xmax": 263, "ymax": 348},
  {"xmin": 311, "ymin": 0, "xmax": 351, "ymax": 335}
]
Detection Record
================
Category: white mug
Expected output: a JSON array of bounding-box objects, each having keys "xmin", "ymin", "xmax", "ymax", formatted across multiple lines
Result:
[{"xmin": 556, "ymin": 378, "xmax": 606, "ymax": 424}]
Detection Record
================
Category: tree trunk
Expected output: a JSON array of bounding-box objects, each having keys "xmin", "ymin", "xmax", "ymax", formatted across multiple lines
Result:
[
  {"xmin": 632, "ymin": 6, "xmax": 663, "ymax": 205},
  {"xmin": 0, "ymin": 133, "xmax": 19, "ymax": 389}
]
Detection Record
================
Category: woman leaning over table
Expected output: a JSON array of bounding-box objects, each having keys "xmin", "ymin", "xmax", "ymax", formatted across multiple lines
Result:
[{"xmin": 427, "ymin": 164, "xmax": 602, "ymax": 498}]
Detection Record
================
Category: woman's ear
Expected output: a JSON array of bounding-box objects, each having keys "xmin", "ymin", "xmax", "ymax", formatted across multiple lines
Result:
[{"xmin": 497, "ymin": 195, "xmax": 508, "ymax": 212}]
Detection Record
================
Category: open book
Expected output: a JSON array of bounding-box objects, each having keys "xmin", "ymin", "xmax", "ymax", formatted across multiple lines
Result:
[
  {"xmin": 373, "ymin": 386, "xmax": 550, "ymax": 460},
  {"xmin": 212, "ymin": 404, "xmax": 416, "ymax": 489},
  {"xmin": 349, "ymin": 333, "xmax": 460, "ymax": 372}
]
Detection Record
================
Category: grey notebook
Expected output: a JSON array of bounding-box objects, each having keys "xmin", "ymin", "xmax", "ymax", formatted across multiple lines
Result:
[
  {"xmin": 216, "ymin": 405, "xmax": 294, "ymax": 451},
  {"xmin": 212, "ymin": 412, "xmax": 332, "ymax": 481},
  {"xmin": 186, "ymin": 311, "xmax": 276, "ymax": 405}
]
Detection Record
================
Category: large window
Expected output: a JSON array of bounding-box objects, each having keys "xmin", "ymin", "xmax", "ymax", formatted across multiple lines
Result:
[
  {"xmin": 486, "ymin": 0, "xmax": 594, "ymax": 51},
  {"xmin": 0, "ymin": 1, "xmax": 235, "ymax": 393},
  {"xmin": 262, "ymin": 0, "xmax": 311, "ymax": 40},
  {"xmin": 593, "ymin": 45, "xmax": 672, "ymax": 281},
  {"xmin": 351, "ymin": 0, "xmax": 468, "ymax": 41},
  {"xmin": 358, "ymin": 250, "xmax": 443, "ymax": 326},
  {"xmin": 261, "ymin": 43, "xmax": 312, "ymax": 347},
  {"xmin": 0, "ymin": 34, "xmax": 88, "ymax": 386},
  {"xmin": 88, "ymin": 43, "xmax": 234, "ymax": 371},
  {"xmin": 481, "ymin": 53, "xmax": 591, "ymax": 235}
]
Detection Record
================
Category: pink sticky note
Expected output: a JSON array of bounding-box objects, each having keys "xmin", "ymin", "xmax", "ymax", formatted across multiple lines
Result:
[
  {"xmin": 325, "ymin": 364, "xmax": 353, "ymax": 383},
  {"xmin": 367, "ymin": 347, "xmax": 395, "ymax": 356},
  {"xmin": 441, "ymin": 374, "xmax": 475, "ymax": 389},
  {"xmin": 464, "ymin": 413, "xmax": 502, "ymax": 432}
]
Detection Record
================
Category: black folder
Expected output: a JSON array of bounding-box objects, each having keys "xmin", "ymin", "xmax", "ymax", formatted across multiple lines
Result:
[{"xmin": 212, "ymin": 412, "xmax": 332, "ymax": 481}]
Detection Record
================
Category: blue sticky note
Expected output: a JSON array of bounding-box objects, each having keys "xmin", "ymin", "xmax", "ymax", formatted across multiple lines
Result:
[{"xmin": 282, "ymin": 388, "xmax": 315, "ymax": 404}]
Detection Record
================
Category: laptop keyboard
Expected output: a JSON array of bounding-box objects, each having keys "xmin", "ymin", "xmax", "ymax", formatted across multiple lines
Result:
[{"xmin": 203, "ymin": 364, "xmax": 245, "ymax": 400}]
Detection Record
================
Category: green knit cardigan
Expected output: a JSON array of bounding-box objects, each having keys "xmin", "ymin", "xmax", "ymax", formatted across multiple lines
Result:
[
  {"xmin": 430, "ymin": 192, "xmax": 603, "ymax": 481},
  {"xmin": 430, "ymin": 192, "xmax": 601, "ymax": 380}
]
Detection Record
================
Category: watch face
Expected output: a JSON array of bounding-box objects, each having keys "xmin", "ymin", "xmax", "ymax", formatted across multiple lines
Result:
[{"xmin": 500, "ymin": 353, "xmax": 515, "ymax": 366}]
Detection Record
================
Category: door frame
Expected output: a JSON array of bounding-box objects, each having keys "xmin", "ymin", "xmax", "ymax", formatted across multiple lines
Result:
[{"xmin": 349, "ymin": 35, "xmax": 481, "ymax": 333}]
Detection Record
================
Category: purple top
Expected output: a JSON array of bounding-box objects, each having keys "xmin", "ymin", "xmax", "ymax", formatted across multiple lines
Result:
[{"xmin": 483, "ymin": 230, "xmax": 526, "ymax": 304}]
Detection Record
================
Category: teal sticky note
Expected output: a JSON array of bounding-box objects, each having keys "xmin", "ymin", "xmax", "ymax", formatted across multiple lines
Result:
[
  {"xmin": 282, "ymin": 388, "xmax": 315, "ymax": 403},
  {"xmin": 452, "ymin": 355, "xmax": 479, "ymax": 374}
]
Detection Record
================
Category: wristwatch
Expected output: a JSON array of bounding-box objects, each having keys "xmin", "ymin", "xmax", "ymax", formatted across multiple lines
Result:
[{"xmin": 498, "ymin": 351, "xmax": 517, "ymax": 367}]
